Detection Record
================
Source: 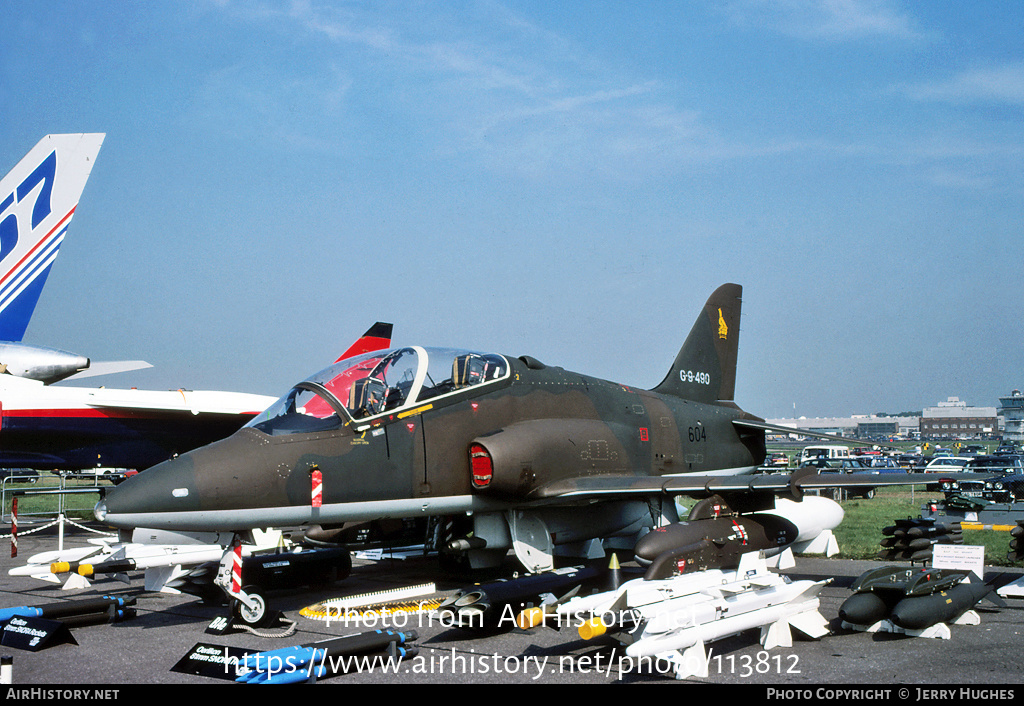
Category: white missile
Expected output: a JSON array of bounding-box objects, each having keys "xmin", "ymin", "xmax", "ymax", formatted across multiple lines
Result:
[
  {"xmin": 623, "ymin": 579, "xmax": 828, "ymax": 657},
  {"xmin": 556, "ymin": 552, "xmax": 785, "ymax": 622},
  {"xmin": 9, "ymin": 529, "xmax": 285, "ymax": 592},
  {"xmin": 545, "ymin": 552, "xmax": 830, "ymax": 680}
]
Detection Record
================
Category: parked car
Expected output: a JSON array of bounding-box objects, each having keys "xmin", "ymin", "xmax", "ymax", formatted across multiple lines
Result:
[
  {"xmin": 923, "ymin": 456, "xmax": 972, "ymax": 473},
  {"xmin": 0, "ymin": 469, "xmax": 39, "ymax": 483},
  {"xmin": 797, "ymin": 445, "xmax": 853, "ymax": 464},
  {"xmin": 964, "ymin": 455, "xmax": 1024, "ymax": 474},
  {"xmin": 937, "ymin": 474, "xmax": 1024, "ymax": 503},
  {"xmin": 866, "ymin": 457, "xmax": 906, "ymax": 472},
  {"xmin": 896, "ymin": 453, "xmax": 925, "ymax": 470},
  {"xmin": 766, "ymin": 452, "xmax": 790, "ymax": 468},
  {"xmin": 979, "ymin": 473, "xmax": 1024, "ymax": 503},
  {"xmin": 938, "ymin": 456, "xmax": 1024, "ymax": 503}
]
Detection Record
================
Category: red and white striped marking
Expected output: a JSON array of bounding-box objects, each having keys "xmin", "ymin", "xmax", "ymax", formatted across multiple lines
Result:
[
  {"xmin": 10, "ymin": 497, "xmax": 17, "ymax": 558},
  {"xmin": 231, "ymin": 538, "xmax": 242, "ymax": 594},
  {"xmin": 311, "ymin": 466, "xmax": 322, "ymax": 508}
]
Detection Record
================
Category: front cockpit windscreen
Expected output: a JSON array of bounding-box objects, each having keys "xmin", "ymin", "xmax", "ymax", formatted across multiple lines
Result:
[{"xmin": 246, "ymin": 346, "xmax": 509, "ymax": 436}]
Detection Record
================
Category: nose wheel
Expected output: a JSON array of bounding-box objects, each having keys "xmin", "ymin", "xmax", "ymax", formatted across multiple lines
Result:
[
  {"xmin": 232, "ymin": 584, "xmax": 272, "ymax": 627},
  {"xmin": 215, "ymin": 536, "xmax": 277, "ymax": 628}
]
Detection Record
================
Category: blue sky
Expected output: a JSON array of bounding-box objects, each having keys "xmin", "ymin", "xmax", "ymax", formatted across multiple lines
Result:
[{"xmin": 2, "ymin": 1, "xmax": 1022, "ymax": 419}]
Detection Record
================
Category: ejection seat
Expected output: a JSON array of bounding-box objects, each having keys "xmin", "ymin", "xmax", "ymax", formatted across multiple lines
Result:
[
  {"xmin": 453, "ymin": 354, "xmax": 487, "ymax": 389},
  {"xmin": 348, "ymin": 377, "xmax": 386, "ymax": 418}
]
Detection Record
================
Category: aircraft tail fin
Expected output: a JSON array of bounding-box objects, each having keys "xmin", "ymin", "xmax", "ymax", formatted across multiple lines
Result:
[
  {"xmin": 0, "ymin": 134, "xmax": 105, "ymax": 341},
  {"xmin": 652, "ymin": 283, "xmax": 741, "ymax": 404},
  {"xmin": 334, "ymin": 322, "xmax": 393, "ymax": 362}
]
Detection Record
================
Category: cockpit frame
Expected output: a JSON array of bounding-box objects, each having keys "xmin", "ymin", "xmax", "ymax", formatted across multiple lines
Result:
[{"xmin": 246, "ymin": 346, "xmax": 512, "ymax": 437}]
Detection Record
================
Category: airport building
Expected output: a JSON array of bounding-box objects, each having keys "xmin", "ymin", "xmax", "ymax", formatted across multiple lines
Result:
[
  {"xmin": 764, "ymin": 415, "xmax": 918, "ymax": 439},
  {"xmin": 999, "ymin": 389, "xmax": 1024, "ymax": 442},
  {"xmin": 758, "ymin": 395, "xmax": 1013, "ymax": 442},
  {"xmin": 919, "ymin": 397, "xmax": 998, "ymax": 439}
]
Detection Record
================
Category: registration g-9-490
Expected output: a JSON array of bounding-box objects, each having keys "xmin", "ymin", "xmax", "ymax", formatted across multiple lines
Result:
[{"xmin": 678, "ymin": 369, "xmax": 711, "ymax": 385}]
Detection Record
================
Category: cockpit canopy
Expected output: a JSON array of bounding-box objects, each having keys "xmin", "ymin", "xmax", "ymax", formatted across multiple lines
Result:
[{"xmin": 246, "ymin": 346, "xmax": 510, "ymax": 436}]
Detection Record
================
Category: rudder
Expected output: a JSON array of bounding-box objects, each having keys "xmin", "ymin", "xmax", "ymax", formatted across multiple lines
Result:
[
  {"xmin": 651, "ymin": 283, "xmax": 742, "ymax": 404},
  {"xmin": 0, "ymin": 134, "xmax": 105, "ymax": 341}
]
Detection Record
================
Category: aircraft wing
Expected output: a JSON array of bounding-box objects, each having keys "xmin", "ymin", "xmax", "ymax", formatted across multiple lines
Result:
[
  {"xmin": 83, "ymin": 390, "xmax": 275, "ymax": 416},
  {"xmin": 529, "ymin": 470, "xmax": 946, "ymax": 501}
]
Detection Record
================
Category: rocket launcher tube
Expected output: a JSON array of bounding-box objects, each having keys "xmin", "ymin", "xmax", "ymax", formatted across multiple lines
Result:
[
  {"xmin": 0, "ymin": 596, "xmax": 136, "ymax": 623},
  {"xmin": 243, "ymin": 645, "xmax": 419, "ymax": 685},
  {"xmin": 236, "ymin": 629, "xmax": 418, "ymax": 683}
]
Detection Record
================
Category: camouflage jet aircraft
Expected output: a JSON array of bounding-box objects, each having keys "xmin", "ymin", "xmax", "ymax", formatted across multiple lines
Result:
[{"xmin": 96, "ymin": 284, "xmax": 904, "ymax": 574}]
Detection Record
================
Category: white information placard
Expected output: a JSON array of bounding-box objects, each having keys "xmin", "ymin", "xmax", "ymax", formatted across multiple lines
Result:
[{"xmin": 931, "ymin": 543, "xmax": 985, "ymax": 579}]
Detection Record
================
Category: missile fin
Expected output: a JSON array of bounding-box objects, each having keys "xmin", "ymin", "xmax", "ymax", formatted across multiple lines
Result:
[
  {"xmin": 735, "ymin": 551, "xmax": 767, "ymax": 576},
  {"xmin": 144, "ymin": 565, "xmax": 189, "ymax": 593},
  {"xmin": 675, "ymin": 640, "xmax": 709, "ymax": 680},
  {"xmin": 788, "ymin": 609, "xmax": 831, "ymax": 639},
  {"xmin": 761, "ymin": 618, "xmax": 793, "ymax": 649},
  {"xmin": 792, "ymin": 579, "xmax": 830, "ymax": 603},
  {"xmin": 773, "ymin": 547, "xmax": 796, "ymax": 570},
  {"xmin": 608, "ymin": 590, "xmax": 630, "ymax": 614}
]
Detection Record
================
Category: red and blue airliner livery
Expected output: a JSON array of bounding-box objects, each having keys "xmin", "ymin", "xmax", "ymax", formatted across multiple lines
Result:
[
  {"xmin": 0, "ymin": 135, "xmax": 392, "ymax": 473},
  {"xmin": 0, "ymin": 323, "xmax": 391, "ymax": 472},
  {"xmin": 0, "ymin": 134, "xmax": 104, "ymax": 345}
]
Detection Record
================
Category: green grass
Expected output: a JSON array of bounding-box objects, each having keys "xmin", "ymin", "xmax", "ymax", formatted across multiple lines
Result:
[
  {"xmin": 833, "ymin": 486, "xmax": 1015, "ymax": 566},
  {"xmin": 2, "ymin": 474, "xmax": 107, "ymax": 522}
]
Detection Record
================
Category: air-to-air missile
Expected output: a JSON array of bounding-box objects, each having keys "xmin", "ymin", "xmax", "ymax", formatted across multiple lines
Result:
[
  {"xmin": 517, "ymin": 552, "xmax": 829, "ymax": 681},
  {"xmin": 9, "ymin": 529, "xmax": 283, "ymax": 590},
  {"xmin": 633, "ymin": 494, "xmax": 843, "ymax": 579},
  {"xmin": 839, "ymin": 565, "xmax": 1003, "ymax": 638},
  {"xmin": 10, "ymin": 528, "xmax": 350, "ymax": 611}
]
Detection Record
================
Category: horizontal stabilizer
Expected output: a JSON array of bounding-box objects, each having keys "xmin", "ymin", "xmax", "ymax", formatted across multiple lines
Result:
[
  {"xmin": 733, "ymin": 418, "xmax": 858, "ymax": 446},
  {"xmin": 63, "ymin": 360, "xmax": 153, "ymax": 381}
]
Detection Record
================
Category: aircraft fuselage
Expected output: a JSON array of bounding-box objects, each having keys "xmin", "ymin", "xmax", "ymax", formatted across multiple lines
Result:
[{"xmin": 98, "ymin": 353, "xmax": 764, "ymax": 533}]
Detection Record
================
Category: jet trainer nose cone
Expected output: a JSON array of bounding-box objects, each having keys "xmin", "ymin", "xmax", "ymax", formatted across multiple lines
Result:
[{"xmin": 98, "ymin": 454, "xmax": 199, "ymax": 528}]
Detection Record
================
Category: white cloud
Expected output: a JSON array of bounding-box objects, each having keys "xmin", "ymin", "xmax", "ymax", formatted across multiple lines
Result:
[
  {"xmin": 904, "ymin": 63, "xmax": 1024, "ymax": 105},
  {"xmin": 724, "ymin": 0, "xmax": 925, "ymax": 42}
]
